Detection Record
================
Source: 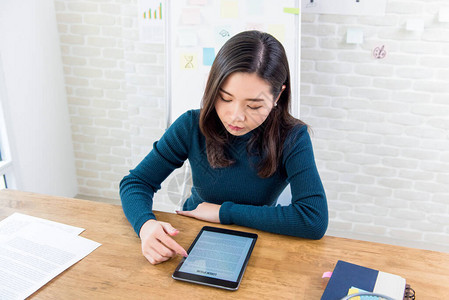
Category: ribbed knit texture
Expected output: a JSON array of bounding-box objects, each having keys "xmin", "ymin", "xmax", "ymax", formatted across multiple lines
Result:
[{"xmin": 120, "ymin": 109, "xmax": 328, "ymax": 239}]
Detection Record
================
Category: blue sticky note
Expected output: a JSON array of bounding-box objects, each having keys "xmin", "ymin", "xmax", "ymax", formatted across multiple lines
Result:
[{"xmin": 203, "ymin": 48, "xmax": 215, "ymax": 66}]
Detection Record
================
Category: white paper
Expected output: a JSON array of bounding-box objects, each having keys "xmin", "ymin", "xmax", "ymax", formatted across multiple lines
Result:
[
  {"xmin": 373, "ymin": 271, "xmax": 406, "ymax": 300},
  {"xmin": 346, "ymin": 28, "xmax": 364, "ymax": 44},
  {"xmin": 0, "ymin": 215, "xmax": 101, "ymax": 300},
  {"xmin": 0, "ymin": 213, "xmax": 84, "ymax": 236}
]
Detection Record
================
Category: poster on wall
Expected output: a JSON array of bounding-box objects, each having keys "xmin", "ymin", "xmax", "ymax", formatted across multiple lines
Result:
[
  {"xmin": 139, "ymin": 0, "xmax": 166, "ymax": 43},
  {"xmin": 167, "ymin": 0, "xmax": 301, "ymax": 125}
]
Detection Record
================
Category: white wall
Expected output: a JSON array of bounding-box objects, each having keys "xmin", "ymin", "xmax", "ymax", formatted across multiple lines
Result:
[
  {"xmin": 0, "ymin": 0, "xmax": 77, "ymax": 197},
  {"xmin": 300, "ymin": 1, "xmax": 449, "ymax": 252},
  {"xmin": 54, "ymin": 0, "xmax": 449, "ymax": 252},
  {"xmin": 54, "ymin": 0, "xmax": 168, "ymax": 203}
]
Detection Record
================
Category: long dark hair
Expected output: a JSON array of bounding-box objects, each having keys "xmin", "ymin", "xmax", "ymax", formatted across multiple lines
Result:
[{"xmin": 199, "ymin": 30, "xmax": 305, "ymax": 178}]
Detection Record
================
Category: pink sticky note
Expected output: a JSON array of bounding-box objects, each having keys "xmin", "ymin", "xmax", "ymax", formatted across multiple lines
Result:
[
  {"xmin": 181, "ymin": 7, "xmax": 202, "ymax": 25},
  {"xmin": 322, "ymin": 271, "xmax": 333, "ymax": 278}
]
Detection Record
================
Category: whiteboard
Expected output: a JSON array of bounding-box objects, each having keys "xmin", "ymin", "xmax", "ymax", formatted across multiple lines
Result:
[{"xmin": 166, "ymin": 0, "xmax": 301, "ymax": 127}]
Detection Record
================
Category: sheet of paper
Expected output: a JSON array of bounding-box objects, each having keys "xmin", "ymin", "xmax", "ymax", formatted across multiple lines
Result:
[
  {"xmin": 0, "ymin": 215, "xmax": 101, "ymax": 300},
  {"xmin": 0, "ymin": 213, "xmax": 84, "ymax": 235}
]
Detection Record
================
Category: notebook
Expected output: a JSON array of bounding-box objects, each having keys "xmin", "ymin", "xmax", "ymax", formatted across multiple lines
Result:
[{"xmin": 321, "ymin": 260, "xmax": 406, "ymax": 300}]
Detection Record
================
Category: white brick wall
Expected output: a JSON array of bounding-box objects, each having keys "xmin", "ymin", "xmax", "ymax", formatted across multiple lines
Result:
[
  {"xmin": 55, "ymin": 0, "xmax": 187, "ymax": 210},
  {"xmin": 56, "ymin": 0, "xmax": 131, "ymax": 200},
  {"xmin": 55, "ymin": 0, "xmax": 449, "ymax": 252},
  {"xmin": 302, "ymin": 0, "xmax": 449, "ymax": 251}
]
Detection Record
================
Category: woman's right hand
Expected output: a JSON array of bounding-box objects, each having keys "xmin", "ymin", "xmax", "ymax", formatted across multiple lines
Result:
[{"xmin": 139, "ymin": 219, "xmax": 188, "ymax": 265}]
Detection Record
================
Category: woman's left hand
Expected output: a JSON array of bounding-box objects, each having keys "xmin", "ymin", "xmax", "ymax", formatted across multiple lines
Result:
[{"xmin": 176, "ymin": 202, "xmax": 221, "ymax": 223}]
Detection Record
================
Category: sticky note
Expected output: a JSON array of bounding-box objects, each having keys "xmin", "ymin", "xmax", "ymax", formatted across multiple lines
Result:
[
  {"xmin": 346, "ymin": 28, "xmax": 363, "ymax": 44},
  {"xmin": 406, "ymin": 19, "xmax": 424, "ymax": 31},
  {"xmin": 214, "ymin": 25, "xmax": 232, "ymax": 45},
  {"xmin": 203, "ymin": 48, "xmax": 215, "ymax": 66},
  {"xmin": 188, "ymin": 0, "xmax": 207, "ymax": 5},
  {"xmin": 268, "ymin": 24, "xmax": 285, "ymax": 43},
  {"xmin": 322, "ymin": 271, "xmax": 333, "ymax": 278},
  {"xmin": 177, "ymin": 29, "xmax": 198, "ymax": 47},
  {"xmin": 246, "ymin": 0, "xmax": 264, "ymax": 15},
  {"xmin": 347, "ymin": 287, "xmax": 381, "ymax": 300},
  {"xmin": 245, "ymin": 23, "xmax": 265, "ymax": 31},
  {"xmin": 283, "ymin": 7, "xmax": 300, "ymax": 14},
  {"xmin": 347, "ymin": 287, "xmax": 362, "ymax": 300},
  {"xmin": 180, "ymin": 53, "xmax": 198, "ymax": 70},
  {"xmin": 181, "ymin": 7, "xmax": 202, "ymax": 25},
  {"xmin": 221, "ymin": 0, "xmax": 239, "ymax": 19},
  {"xmin": 439, "ymin": 8, "xmax": 449, "ymax": 22}
]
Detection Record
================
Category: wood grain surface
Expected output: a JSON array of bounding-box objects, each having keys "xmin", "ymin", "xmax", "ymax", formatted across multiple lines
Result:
[{"xmin": 1, "ymin": 189, "xmax": 448, "ymax": 299}]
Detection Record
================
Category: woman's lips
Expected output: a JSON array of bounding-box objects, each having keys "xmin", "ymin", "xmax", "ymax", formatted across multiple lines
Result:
[{"xmin": 229, "ymin": 124, "xmax": 244, "ymax": 131}]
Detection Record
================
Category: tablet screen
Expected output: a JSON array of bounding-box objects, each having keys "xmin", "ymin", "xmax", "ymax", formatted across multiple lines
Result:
[
  {"xmin": 179, "ymin": 230, "xmax": 253, "ymax": 281},
  {"xmin": 172, "ymin": 226, "xmax": 257, "ymax": 290}
]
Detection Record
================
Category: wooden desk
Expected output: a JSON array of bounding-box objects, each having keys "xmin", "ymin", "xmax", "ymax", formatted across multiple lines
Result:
[{"xmin": 1, "ymin": 189, "xmax": 448, "ymax": 299}]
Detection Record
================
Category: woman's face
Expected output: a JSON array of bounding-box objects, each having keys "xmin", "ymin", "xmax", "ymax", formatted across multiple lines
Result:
[{"xmin": 214, "ymin": 72, "xmax": 284, "ymax": 136}]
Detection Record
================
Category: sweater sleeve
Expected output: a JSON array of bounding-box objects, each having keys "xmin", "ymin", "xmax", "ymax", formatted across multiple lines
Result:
[
  {"xmin": 219, "ymin": 125, "xmax": 328, "ymax": 239},
  {"xmin": 119, "ymin": 110, "xmax": 194, "ymax": 236}
]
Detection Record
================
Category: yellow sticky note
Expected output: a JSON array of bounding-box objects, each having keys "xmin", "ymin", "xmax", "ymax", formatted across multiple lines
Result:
[
  {"xmin": 347, "ymin": 287, "xmax": 361, "ymax": 300},
  {"xmin": 268, "ymin": 24, "xmax": 285, "ymax": 43},
  {"xmin": 221, "ymin": 0, "xmax": 238, "ymax": 19},
  {"xmin": 180, "ymin": 53, "xmax": 198, "ymax": 70},
  {"xmin": 283, "ymin": 7, "xmax": 300, "ymax": 14}
]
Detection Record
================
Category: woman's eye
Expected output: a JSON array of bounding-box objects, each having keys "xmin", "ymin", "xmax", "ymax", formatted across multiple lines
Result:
[
  {"xmin": 220, "ymin": 96, "xmax": 231, "ymax": 102},
  {"xmin": 248, "ymin": 106, "xmax": 262, "ymax": 110}
]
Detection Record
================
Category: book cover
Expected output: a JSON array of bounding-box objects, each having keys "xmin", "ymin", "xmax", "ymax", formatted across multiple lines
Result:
[{"xmin": 321, "ymin": 260, "xmax": 406, "ymax": 300}]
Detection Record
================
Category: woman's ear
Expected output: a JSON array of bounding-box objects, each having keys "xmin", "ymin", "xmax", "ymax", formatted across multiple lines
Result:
[{"xmin": 274, "ymin": 85, "xmax": 287, "ymax": 106}]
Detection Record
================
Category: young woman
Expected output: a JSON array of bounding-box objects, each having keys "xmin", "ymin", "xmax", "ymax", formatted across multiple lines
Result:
[{"xmin": 120, "ymin": 30, "xmax": 328, "ymax": 265}]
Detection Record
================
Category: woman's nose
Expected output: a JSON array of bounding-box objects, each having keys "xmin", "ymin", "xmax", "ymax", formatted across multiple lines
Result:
[{"xmin": 230, "ymin": 105, "xmax": 246, "ymax": 122}]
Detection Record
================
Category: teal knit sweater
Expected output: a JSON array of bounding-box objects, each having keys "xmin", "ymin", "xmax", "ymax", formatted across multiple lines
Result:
[{"xmin": 120, "ymin": 109, "xmax": 328, "ymax": 239}]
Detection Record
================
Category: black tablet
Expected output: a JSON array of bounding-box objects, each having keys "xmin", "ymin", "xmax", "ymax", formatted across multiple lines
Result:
[{"xmin": 172, "ymin": 226, "xmax": 258, "ymax": 291}]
